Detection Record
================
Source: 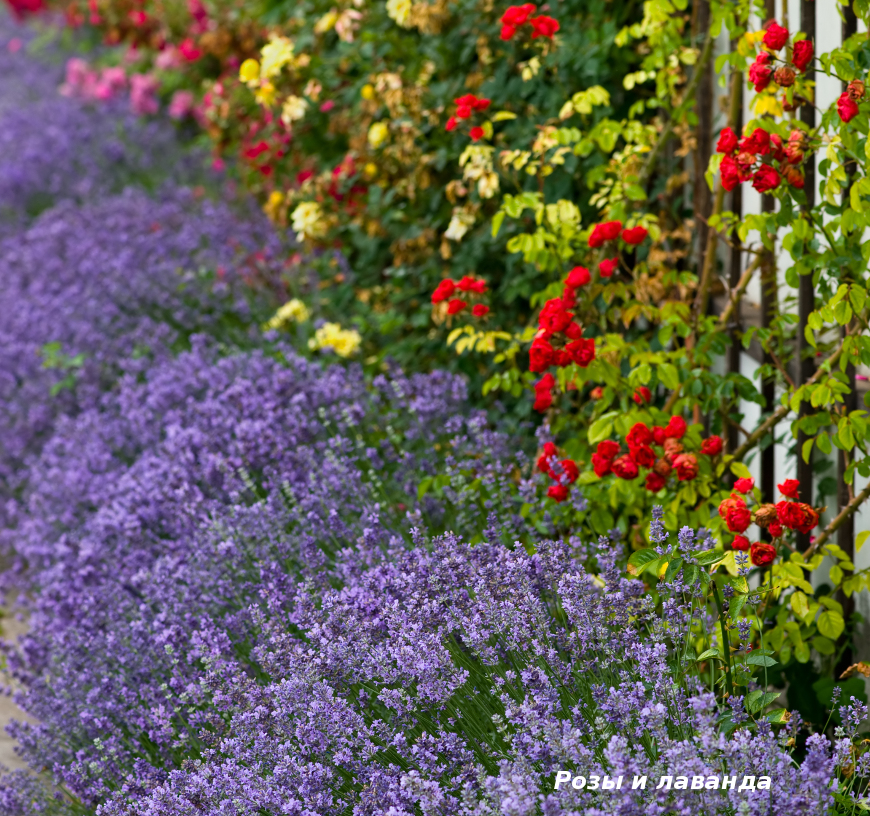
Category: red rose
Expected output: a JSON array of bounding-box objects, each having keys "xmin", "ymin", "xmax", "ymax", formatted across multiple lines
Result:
[
  {"xmin": 564, "ymin": 322, "xmax": 583, "ymax": 340},
  {"xmin": 533, "ymin": 384, "xmax": 553, "ymax": 412},
  {"xmin": 473, "ymin": 98, "xmax": 491, "ymax": 111},
  {"xmin": 554, "ymin": 350, "xmax": 571, "ymax": 368},
  {"xmin": 745, "ymin": 127, "xmax": 770, "ymax": 155},
  {"xmin": 597, "ymin": 440, "xmax": 620, "ymax": 459},
  {"xmin": 529, "ymin": 336, "xmax": 556, "ymax": 372},
  {"xmin": 630, "ymin": 444, "xmax": 656, "ymax": 468},
  {"xmin": 653, "ymin": 458, "xmax": 672, "ymax": 477},
  {"xmin": 622, "ymin": 226, "xmax": 649, "ymax": 245},
  {"xmin": 750, "ymin": 541, "xmax": 777, "ymax": 567},
  {"xmin": 560, "ymin": 459, "xmax": 579, "ymax": 484},
  {"xmin": 456, "ymin": 105, "xmax": 472, "ymax": 119},
  {"xmin": 774, "ymin": 66, "xmax": 796, "ymax": 87},
  {"xmin": 598, "ymin": 258, "xmax": 618, "ymax": 277},
  {"xmin": 792, "ymin": 39, "xmax": 813, "ymax": 72},
  {"xmin": 763, "ymin": 21, "xmax": 789, "ymax": 51},
  {"xmin": 500, "ymin": 24, "xmax": 517, "ymax": 40},
  {"xmin": 719, "ymin": 494, "xmax": 751, "ymax": 533},
  {"xmin": 700, "ymin": 435, "xmax": 723, "ymax": 455},
  {"xmin": 445, "ymin": 116, "xmax": 458, "ymax": 132},
  {"xmin": 626, "ymin": 422, "xmax": 654, "ymax": 448},
  {"xmin": 785, "ymin": 130, "xmax": 805, "ymax": 164},
  {"xmin": 472, "ymin": 304, "xmax": 489, "ymax": 317},
  {"xmin": 732, "ymin": 535, "xmax": 750, "ymax": 551},
  {"xmin": 447, "ymin": 298, "xmax": 467, "ymax": 315},
  {"xmin": 664, "ymin": 416, "xmax": 687, "ymax": 440},
  {"xmin": 838, "ymin": 91, "xmax": 859, "ymax": 123},
  {"xmin": 592, "ymin": 452, "xmax": 613, "ymax": 477},
  {"xmin": 720, "ymin": 155, "xmax": 741, "ymax": 191},
  {"xmin": 565, "ymin": 338, "xmax": 595, "ymax": 367},
  {"xmin": 590, "ymin": 386, "xmax": 604, "ymax": 400},
  {"xmin": 588, "ymin": 220, "xmax": 622, "ymax": 248},
  {"xmin": 562, "ymin": 286, "xmax": 577, "ymax": 309},
  {"xmin": 734, "ymin": 477, "xmax": 754, "ymax": 494},
  {"xmin": 529, "ymin": 15, "xmax": 559, "ymax": 38},
  {"xmin": 672, "ymin": 453, "xmax": 698, "ymax": 481},
  {"xmin": 611, "ymin": 454, "xmax": 639, "ymax": 480},
  {"xmin": 749, "ymin": 52, "xmax": 773, "ymax": 92},
  {"xmin": 769, "ymin": 134, "xmax": 785, "ymax": 162},
  {"xmin": 778, "ymin": 479, "xmax": 800, "ymax": 499},
  {"xmin": 547, "ymin": 484, "xmax": 569, "ymax": 502},
  {"xmin": 783, "ymin": 165, "xmax": 805, "ymax": 189},
  {"xmin": 752, "ymin": 165, "xmax": 780, "ymax": 193},
  {"xmin": 501, "ymin": 3, "xmax": 536, "ymax": 26},
  {"xmin": 432, "ymin": 279, "xmax": 456, "ymax": 303},
  {"xmin": 662, "ymin": 438, "xmax": 683, "ymax": 464},
  {"xmin": 768, "ymin": 522, "xmax": 783, "ymax": 537},
  {"xmin": 795, "ymin": 503, "xmax": 819, "ymax": 534},
  {"xmin": 716, "ymin": 127, "xmax": 739, "ymax": 155},
  {"xmin": 538, "ymin": 298, "xmax": 573, "ymax": 333},
  {"xmin": 457, "ymin": 275, "xmax": 487, "ymax": 293},
  {"xmin": 645, "ymin": 472, "xmax": 666, "ymax": 492},
  {"xmin": 652, "ymin": 426, "xmax": 666, "ymax": 446},
  {"xmin": 566, "ymin": 266, "xmax": 590, "ymax": 288},
  {"xmin": 536, "ymin": 441, "xmax": 557, "ymax": 473},
  {"xmin": 633, "ymin": 386, "xmax": 652, "ymax": 405},
  {"xmin": 179, "ymin": 38, "xmax": 202, "ymax": 62},
  {"xmin": 470, "ymin": 126, "xmax": 485, "ymax": 142},
  {"xmin": 776, "ymin": 500, "xmax": 818, "ymax": 533}
]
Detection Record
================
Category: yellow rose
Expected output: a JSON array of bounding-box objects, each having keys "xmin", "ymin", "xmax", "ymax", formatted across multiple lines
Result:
[
  {"xmin": 368, "ymin": 121, "xmax": 390, "ymax": 149},
  {"xmin": 361, "ymin": 83, "xmax": 376, "ymax": 100},
  {"xmin": 239, "ymin": 58, "xmax": 260, "ymax": 85}
]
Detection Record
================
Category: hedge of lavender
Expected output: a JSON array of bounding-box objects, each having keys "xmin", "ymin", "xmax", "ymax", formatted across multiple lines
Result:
[{"xmin": 0, "ymin": 11, "xmax": 859, "ymax": 816}]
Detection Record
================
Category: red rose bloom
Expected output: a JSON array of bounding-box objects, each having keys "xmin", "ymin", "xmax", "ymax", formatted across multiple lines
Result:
[
  {"xmin": 734, "ymin": 477, "xmax": 754, "ymax": 494},
  {"xmin": 716, "ymin": 127, "xmax": 739, "ymax": 155},
  {"xmin": 611, "ymin": 454, "xmax": 639, "ymax": 480},
  {"xmin": 700, "ymin": 435, "xmax": 723, "ymax": 455},
  {"xmin": 598, "ymin": 258, "xmax": 618, "ymax": 277},
  {"xmin": 626, "ymin": 422, "xmax": 654, "ymax": 448},
  {"xmin": 792, "ymin": 39, "xmax": 813, "ymax": 72},
  {"xmin": 566, "ymin": 266, "xmax": 591, "ymax": 288},
  {"xmin": 664, "ymin": 415, "xmax": 687, "ymax": 440},
  {"xmin": 783, "ymin": 165, "xmax": 805, "ymax": 189},
  {"xmin": 597, "ymin": 440, "xmax": 620, "ymax": 459},
  {"xmin": 645, "ymin": 472, "xmax": 666, "ymax": 492},
  {"xmin": 630, "ymin": 444, "xmax": 656, "ymax": 468},
  {"xmin": 529, "ymin": 15, "xmax": 559, "ymax": 38},
  {"xmin": 749, "ymin": 52, "xmax": 773, "ymax": 92},
  {"xmin": 750, "ymin": 541, "xmax": 777, "ymax": 567},
  {"xmin": 457, "ymin": 275, "xmax": 487, "ymax": 293},
  {"xmin": 432, "ymin": 279, "xmax": 456, "ymax": 303},
  {"xmin": 652, "ymin": 426, "xmax": 666, "ymax": 446},
  {"xmin": 472, "ymin": 304, "xmax": 489, "ymax": 317},
  {"xmin": 456, "ymin": 105, "xmax": 472, "ymax": 119},
  {"xmin": 533, "ymin": 384, "xmax": 553, "ymax": 412},
  {"xmin": 500, "ymin": 24, "xmax": 517, "ymax": 40},
  {"xmin": 538, "ymin": 298, "xmax": 573, "ymax": 333},
  {"xmin": 745, "ymin": 127, "xmax": 770, "ymax": 155},
  {"xmin": 752, "ymin": 165, "xmax": 781, "ymax": 193},
  {"xmin": 564, "ymin": 322, "xmax": 583, "ymax": 340},
  {"xmin": 590, "ymin": 386, "xmax": 604, "ymax": 399},
  {"xmin": 776, "ymin": 500, "xmax": 818, "ymax": 533},
  {"xmin": 719, "ymin": 494, "xmax": 751, "ymax": 533},
  {"xmin": 547, "ymin": 484, "xmax": 569, "ymax": 502},
  {"xmin": 769, "ymin": 134, "xmax": 785, "ymax": 162},
  {"xmin": 529, "ymin": 336, "xmax": 556, "ymax": 372},
  {"xmin": 633, "ymin": 386, "xmax": 652, "ymax": 405},
  {"xmin": 622, "ymin": 226, "xmax": 649, "ymax": 245},
  {"xmin": 560, "ymin": 459, "xmax": 579, "ymax": 484},
  {"xmin": 763, "ymin": 21, "xmax": 789, "ymax": 51},
  {"xmin": 447, "ymin": 298, "xmax": 467, "ymax": 315},
  {"xmin": 720, "ymin": 155, "xmax": 741, "ymax": 191},
  {"xmin": 536, "ymin": 441, "xmax": 557, "ymax": 473},
  {"xmin": 592, "ymin": 452, "xmax": 613, "ymax": 477},
  {"xmin": 470, "ymin": 126, "xmax": 485, "ymax": 142},
  {"xmin": 445, "ymin": 116, "xmax": 458, "ymax": 132},
  {"xmin": 778, "ymin": 479, "xmax": 800, "ymax": 499},
  {"xmin": 795, "ymin": 503, "xmax": 819, "ymax": 534},
  {"xmin": 768, "ymin": 522, "xmax": 784, "ymax": 537},
  {"xmin": 501, "ymin": 3, "xmax": 536, "ymax": 26},
  {"xmin": 838, "ymin": 91, "xmax": 859, "ymax": 123},
  {"xmin": 562, "ymin": 286, "xmax": 577, "ymax": 309},
  {"xmin": 588, "ymin": 220, "xmax": 622, "ymax": 248},
  {"xmin": 565, "ymin": 338, "xmax": 595, "ymax": 367},
  {"xmin": 732, "ymin": 535, "xmax": 750, "ymax": 551},
  {"xmin": 672, "ymin": 453, "xmax": 698, "ymax": 481}
]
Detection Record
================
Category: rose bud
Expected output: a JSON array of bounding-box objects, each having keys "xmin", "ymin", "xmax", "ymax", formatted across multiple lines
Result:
[
  {"xmin": 774, "ymin": 66, "xmax": 796, "ymax": 87},
  {"xmin": 849, "ymin": 79, "xmax": 866, "ymax": 102},
  {"xmin": 663, "ymin": 437, "xmax": 684, "ymax": 464},
  {"xmin": 750, "ymin": 541, "xmax": 777, "ymax": 567},
  {"xmin": 653, "ymin": 458, "xmax": 673, "ymax": 478}
]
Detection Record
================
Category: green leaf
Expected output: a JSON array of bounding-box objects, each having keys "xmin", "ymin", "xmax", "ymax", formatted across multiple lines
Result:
[
  {"xmin": 818, "ymin": 610, "xmax": 845, "ymax": 640},
  {"xmin": 627, "ymin": 548, "xmax": 659, "ymax": 576},
  {"xmin": 729, "ymin": 461, "xmax": 752, "ymax": 479},
  {"xmin": 491, "ymin": 211, "xmax": 505, "ymax": 238},
  {"xmin": 588, "ymin": 412, "xmax": 618, "ymax": 445},
  {"xmin": 745, "ymin": 653, "xmax": 777, "ymax": 667},
  {"xmin": 745, "ymin": 690, "xmax": 780, "ymax": 713}
]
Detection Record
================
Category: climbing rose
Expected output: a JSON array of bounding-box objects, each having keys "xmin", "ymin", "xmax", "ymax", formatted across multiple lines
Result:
[
  {"xmin": 458, "ymin": 275, "xmax": 487, "ymax": 293},
  {"xmin": 776, "ymin": 500, "xmax": 818, "ymax": 533},
  {"xmin": 700, "ymin": 435, "xmax": 723, "ymax": 455},
  {"xmin": 472, "ymin": 304, "xmax": 489, "ymax": 317},
  {"xmin": 432, "ymin": 279, "xmax": 456, "ymax": 303},
  {"xmin": 751, "ymin": 541, "xmax": 777, "ymax": 567},
  {"xmin": 778, "ymin": 479, "xmax": 800, "ymax": 499},
  {"xmin": 732, "ymin": 535, "xmax": 750, "ymax": 551},
  {"xmin": 653, "ymin": 458, "xmax": 671, "ymax": 477},
  {"xmin": 754, "ymin": 503, "xmax": 777, "ymax": 527},
  {"xmin": 547, "ymin": 484, "xmax": 569, "ymax": 502},
  {"xmin": 560, "ymin": 459, "xmax": 579, "ymax": 483},
  {"xmin": 792, "ymin": 39, "xmax": 813, "ymax": 72},
  {"xmin": 752, "ymin": 165, "xmax": 780, "ymax": 193},
  {"xmin": 720, "ymin": 155, "xmax": 741, "ymax": 191},
  {"xmin": 611, "ymin": 454, "xmax": 639, "ymax": 480},
  {"xmin": 565, "ymin": 338, "xmax": 595, "ymax": 367},
  {"xmin": 536, "ymin": 441, "xmax": 557, "ymax": 473},
  {"xmin": 588, "ymin": 220, "xmax": 622, "ymax": 248},
  {"xmin": 469, "ymin": 126, "xmax": 484, "ymax": 142},
  {"xmin": 672, "ymin": 453, "xmax": 698, "ymax": 481},
  {"xmin": 734, "ymin": 477, "xmax": 755, "ymax": 494},
  {"xmin": 566, "ymin": 266, "xmax": 590, "ymax": 287},
  {"xmin": 716, "ymin": 127, "xmax": 739, "ymax": 155},
  {"xmin": 645, "ymin": 472, "xmax": 665, "ymax": 492},
  {"xmin": 774, "ymin": 66, "xmax": 796, "ymax": 87},
  {"xmin": 598, "ymin": 258, "xmax": 618, "ymax": 277},
  {"xmin": 529, "ymin": 15, "xmax": 559, "ymax": 38},
  {"xmin": 592, "ymin": 452, "xmax": 613, "ymax": 477},
  {"xmin": 529, "ymin": 336, "xmax": 556, "ymax": 372},
  {"xmin": 763, "ymin": 22, "xmax": 789, "ymax": 51},
  {"xmin": 719, "ymin": 494, "xmax": 751, "ymax": 533},
  {"xmin": 633, "ymin": 386, "xmax": 652, "ymax": 405},
  {"xmin": 664, "ymin": 415, "xmax": 687, "ymax": 439},
  {"xmin": 629, "ymin": 445, "xmax": 656, "ymax": 468},
  {"xmin": 622, "ymin": 226, "xmax": 648, "ymax": 245},
  {"xmin": 848, "ymin": 79, "xmax": 866, "ymax": 102},
  {"xmin": 652, "ymin": 426, "xmax": 666, "ymax": 446},
  {"xmin": 501, "ymin": 3, "xmax": 536, "ymax": 26},
  {"xmin": 597, "ymin": 440, "xmax": 620, "ymax": 459},
  {"xmin": 749, "ymin": 52, "xmax": 773, "ymax": 92},
  {"xmin": 783, "ymin": 165, "xmax": 805, "ymax": 189},
  {"xmin": 500, "ymin": 24, "xmax": 517, "ymax": 40},
  {"xmin": 539, "ymin": 298, "xmax": 573, "ymax": 333},
  {"xmin": 838, "ymin": 91, "xmax": 859, "ymax": 123},
  {"xmin": 626, "ymin": 422, "xmax": 653, "ymax": 448},
  {"xmin": 768, "ymin": 522, "xmax": 784, "ymax": 537},
  {"xmin": 447, "ymin": 298, "xmax": 466, "ymax": 314},
  {"xmin": 533, "ymin": 377, "xmax": 554, "ymax": 412}
]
